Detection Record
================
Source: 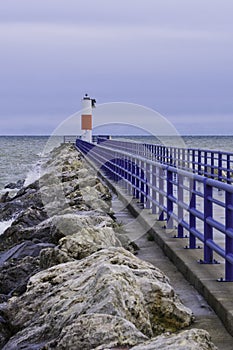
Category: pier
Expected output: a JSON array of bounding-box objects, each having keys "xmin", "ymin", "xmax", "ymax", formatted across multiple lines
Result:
[{"xmin": 76, "ymin": 137, "xmax": 233, "ymax": 338}]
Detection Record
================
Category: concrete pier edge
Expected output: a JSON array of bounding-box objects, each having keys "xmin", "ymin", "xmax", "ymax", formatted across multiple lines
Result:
[{"xmin": 78, "ymin": 149, "xmax": 233, "ymax": 338}]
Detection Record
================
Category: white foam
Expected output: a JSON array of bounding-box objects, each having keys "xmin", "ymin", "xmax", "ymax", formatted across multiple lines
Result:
[
  {"xmin": 0, "ymin": 219, "xmax": 14, "ymax": 235},
  {"xmin": 0, "ymin": 188, "xmax": 18, "ymax": 197},
  {"xmin": 24, "ymin": 163, "xmax": 41, "ymax": 187}
]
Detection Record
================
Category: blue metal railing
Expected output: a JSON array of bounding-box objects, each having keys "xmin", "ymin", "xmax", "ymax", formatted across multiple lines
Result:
[
  {"xmin": 96, "ymin": 138, "xmax": 233, "ymax": 184},
  {"xmin": 76, "ymin": 139, "xmax": 233, "ymax": 281}
]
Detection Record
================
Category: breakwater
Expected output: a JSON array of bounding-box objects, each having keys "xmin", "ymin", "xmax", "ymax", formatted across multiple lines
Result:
[{"xmin": 0, "ymin": 143, "xmax": 218, "ymax": 349}]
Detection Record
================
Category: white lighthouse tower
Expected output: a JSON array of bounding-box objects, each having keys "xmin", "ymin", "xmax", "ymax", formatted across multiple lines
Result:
[{"xmin": 81, "ymin": 93, "xmax": 96, "ymax": 143}]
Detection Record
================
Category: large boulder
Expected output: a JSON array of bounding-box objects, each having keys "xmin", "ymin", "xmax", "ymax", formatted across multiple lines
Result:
[
  {"xmin": 0, "ymin": 207, "xmax": 48, "ymax": 251},
  {"xmin": 39, "ymin": 222, "xmax": 136, "ymax": 269},
  {"xmin": 0, "ymin": 305, "xmax": 12, "ymax": 349},
  {"xmin": 58, "ymin": 226, "xmax": 122, "ymax": 259},
  {"xmin": 129, "ymin": 328, "xmax": 218, "ymax": 350},
  {"xmin": 0, "ymin": 241, "xmax": 55, "ymax": 265},
  {"xmin": 4, "ymin": 179, "xmax": 25, "ymax": 190},
  {"xmin": 4, "ymin": 248, "xmax": 193, "ymax": 349},
  {"xmin": 0, "ymin": 181, "xmax": 43, "ymax": 222},
  {"xmin": 46, "ymin": 314, "xmax": 148, "ymax": 350},
  {"xmin": 0, "ymin": 255, "xmax": 40, "ymax": 297},
  {"xmin": 0, "ymin": 209, "xmax": 114, "ymax": 253}
]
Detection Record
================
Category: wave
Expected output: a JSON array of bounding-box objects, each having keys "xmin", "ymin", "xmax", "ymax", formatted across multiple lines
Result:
[{"xmin": 24, "ymin": 163, "xmax": 41, "ymax": 187}]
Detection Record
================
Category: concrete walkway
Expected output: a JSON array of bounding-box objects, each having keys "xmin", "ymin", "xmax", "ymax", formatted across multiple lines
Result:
[{"xmin": 111, "ymin": 191, "xmax": 233, "ymax": 350}]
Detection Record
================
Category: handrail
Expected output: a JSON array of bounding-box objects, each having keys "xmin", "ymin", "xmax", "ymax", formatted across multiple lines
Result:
[
  {"xmin": 96, "ymin": 138, "xmax": 233, "ymax": 184},
  {"xmin": 76, "ymin": 138, "xmax": 233, "ymax": 282}
]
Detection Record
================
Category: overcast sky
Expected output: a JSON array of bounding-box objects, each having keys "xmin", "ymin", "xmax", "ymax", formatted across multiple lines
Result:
[{"xmin": 0, "ymin": 0, "xmax": 233, "ymax": 135}]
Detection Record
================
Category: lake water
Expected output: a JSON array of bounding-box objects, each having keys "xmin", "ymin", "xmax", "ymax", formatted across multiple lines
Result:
[{"xmin": 1, "ymin": 135, "xmax": 233, "ymax": 192}]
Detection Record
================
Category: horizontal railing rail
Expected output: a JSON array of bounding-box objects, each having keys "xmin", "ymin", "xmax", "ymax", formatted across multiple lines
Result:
[
  {"xmin": 76, "ymin": 138, "xmax": 233, "ymax": 282},
  {"xmin": 96, "ymin": 138, "xmax": 233, "ymax": 184}
]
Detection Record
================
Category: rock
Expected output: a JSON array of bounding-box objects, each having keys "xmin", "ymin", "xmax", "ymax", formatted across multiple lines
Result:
[
  {"xmin": 4, "ymin": 179, "xmax": 24, "ymax": 190},
  {"xmin": 4, "ymin": 248, "xmax": 193, "ymax": 349},
  {"xmin": 0, "ymin": 207, "xmax": 48, "ymax": 251},
  {"xmin": 0, "ymin": 201, "xmax": 26, "ymax": 221},
  {"xmin": 45, "ymin": 314, "xmax": 148, "ymax": 350},
  {"xmin": 0, "ymin": 295, "xmax": 8, "ymax": 303},
  {"xmin": 0, "ymin": 192, "xmax": 11, "ymax": 203},
  {"xmin": 129, "ymin": 328, "xmax": 218, "ymax": 350},
  {"xmin": 0, "ymin": 241, "xmax": 55, "ymax": 265},
  {"xmin": 0, "ymin": 210, "xmax": 114, "ymax": 253},
  {"xmin": 58, "ymin": 226, "xmax": 122, "ymax": 259},
  {"xmin": 115, "ymin": 232, "xmax": 139, "ymax": 253},
  {"xmin": 0, "ymin": 255, "xmax": 40, "ymax": 297},
  {"xmin": 0, "ymin": 181, "xmax": 43, "ymax": 222},
  {"xmin": 39, "ymin": 247, "xmax": 73, "ymax": 269},
  {"xmin": 9, "ymin": 206, "xmax": 48, "ymax": 229},
  {"xmin": 0, "ymin": 308, "xmax": 12, "ymax": 349},
  {"xmin": 48, "ymin": 212, "xmax": 114, "ymax": 236},
  {"xmin": 81, "ymin": 186, "xmax": 112, "ymax": 213},
  {"xmin": 39, "ymin": 216, "xmax": 122, "ymax": 268}
]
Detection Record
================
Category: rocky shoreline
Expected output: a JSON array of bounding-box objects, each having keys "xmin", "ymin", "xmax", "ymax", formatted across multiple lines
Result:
[{"xmin": 0, "ymin": 143, "xmax": 217, "ymax": 349}]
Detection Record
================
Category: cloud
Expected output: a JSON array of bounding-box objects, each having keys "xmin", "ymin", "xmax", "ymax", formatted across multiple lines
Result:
[
  {"xmin": 0, "ymin": 0, "xmax": 233, "ymax": 134},
  {"xmin": 168, "ymin": 114, "xmax": 233, "ymax": 135}
]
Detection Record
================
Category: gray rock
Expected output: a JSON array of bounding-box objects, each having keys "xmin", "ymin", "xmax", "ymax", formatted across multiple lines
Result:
[
  {"xmin": 0, "ymin": 241, "xmax": 55, "ymax": 265},
  {"xmin": 0, "ymin": 255, "xmax": 40, "ymax": 297},
  {"xmin": 58, "ymin": 226, "xmax": 122, "ymax": 259},
  {"xmin": 4, "ymin": 179, "xmax": 24, "ymax": 190},
  {"xmin": 45, "ymin": 314, "xmax": 148, "ymax": 350},
  {"xmin": 4, "ymin": 248, "xmax": 193, "ymax": 349},
  {"xmin": 129, "ymin": 328, "xmax": 218, "ymax": 350},
  {"xmin": 39, "ymin": 246, "xmax": 73, "ymax": 269},
  {"xmin": 0, "ymin": 191, "xmax": 11, "ymax": 203},
  {"xmin": 0, "ymin": 309, "xmax": 12, "ymax": 349},
  {"xmin": 0, "ymin": 207, "xmax": 48, "ymax": 252},
  {"xmin": 0, "ymin": 181, "xmax": 43, "ymax": 222},
  {"xmin": 39, "ymin": 221, "xmax": 128, "ymax": 268},
  {"xmin": 48, "ymin": 212, "xmax": 114, "ymax": 235}
]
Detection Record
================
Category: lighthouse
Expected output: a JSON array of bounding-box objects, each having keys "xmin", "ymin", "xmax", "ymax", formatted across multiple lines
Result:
[{"xmin": 81, "ymin": 93, "xmax": 96, "ymax": 143}]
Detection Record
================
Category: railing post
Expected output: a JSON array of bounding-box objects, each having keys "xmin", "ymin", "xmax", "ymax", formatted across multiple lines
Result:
[
  {"xmin": 126, "ymin": 156, "xmax": 131, "ymax": 193},
  {"xmin": 225, "ymin": 191, "xmax": 233, "ymax": 281},
  {"xmin": 123, "ymin": 155, "xmax": 128, "ymax": 189},
  {"xmin": 163, "ymin": 146, "xmax": 166, "ymax": 163},
  {"xmin": 204, "ymin": 151, "xmax": 208, "ymax": 176},
  {"xmin": 182, "ymin": 148, "xmax": 185, "ymax": 169},
  {"xmin": 203, "ymin": 180, "xmax": 213, "ymax": 263},
  {"xmin": 165, "ymin": 147, "xmax": 168, "ymax": 164},
  {"xmin": 116, "ymin": 156, "xmax": 120, "ymax": 180},
  {"xmin": 152, "ymin": 164, "xmax": 157, "ymax": 214},
  {"xmin": 140, "ymin": 160, "xmax": 145, "ymax": 204},
  {"xmin": 177, "ymin": 148, "xmax": 180, "ymax": 168},
  {"xmin": 132, "ymin": 160, "xmax": 136, "ymax": 197},
  {"xmin": 198, "ymin": 150, "xmax": 202, "ymax": 175},
  {"xmin": 135, "ymin": 159, "xmax": 140, "ymax": 200},
  {"xmin": 145, "ymin": 162, "xmax": 151, "ymax": 209},
  {"xmin": 189, "ymin": 178, "xmax": 196, "ymax": 248},
  {"xmin": 113, "ymin": 152, "xmax": 118, "ymax": 182},
  {"xmin": 192, "ymin": 149, "xmax": 196, "ymax": 173},
  {"xmin": 211, "ymin": 152, "xmax": 215, "ymax": 179},
  {"xmin": 177, "ymin": 173, "xmax": 184, "ymax": 238},
  {"xmin": 218, "ymin": 153, "xmax": 222, "ymax": 182},
  {"xmin": 158, "ymin": 167, "xmax": 164, "ymax": 221},
  {"xmin": 227, "ymin": 154, "xmax": 231, "ymax": 185},
  {"xmin": 167, "ymin": 168, "xmax": 173, "ymax": 229}
]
